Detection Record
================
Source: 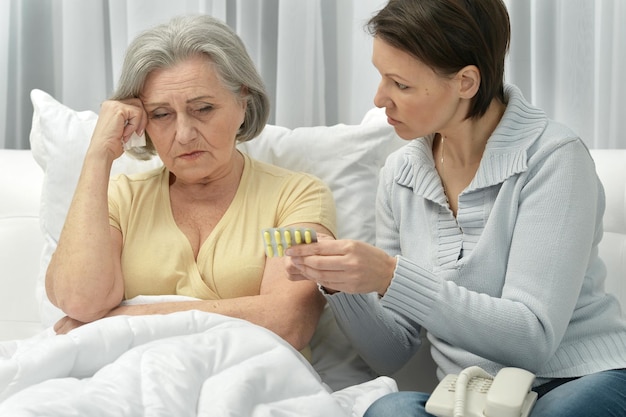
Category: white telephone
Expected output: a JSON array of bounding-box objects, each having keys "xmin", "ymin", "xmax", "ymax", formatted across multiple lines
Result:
[{"xmin": 425, "ymin": 366, "xmax": 538, "ymax": 417}]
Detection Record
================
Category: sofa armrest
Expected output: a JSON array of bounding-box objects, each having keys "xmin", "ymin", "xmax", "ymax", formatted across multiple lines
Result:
[
  {"xmin": 590, "ymin": 149, "xmax": 626, "ymax": 314},
  {"xmin": 0, "ymin": 149, "xmax": 46, "ymax": 340}
]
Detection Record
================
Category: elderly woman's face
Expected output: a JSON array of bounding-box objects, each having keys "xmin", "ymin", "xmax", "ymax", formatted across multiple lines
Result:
[{"xmin": 141, "ymin": 55, "xmax": 246, "ymax": 183}]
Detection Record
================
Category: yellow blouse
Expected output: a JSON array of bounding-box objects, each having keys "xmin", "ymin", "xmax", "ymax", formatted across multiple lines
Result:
[{"xmin": 108, "ymin": 153, "xmax": 336, "ymax": 300}]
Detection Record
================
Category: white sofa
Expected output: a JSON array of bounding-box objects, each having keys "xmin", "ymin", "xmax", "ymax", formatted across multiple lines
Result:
[{"xmin": 1, "ymin": 90, "xmax": 625, "ymax": 393}]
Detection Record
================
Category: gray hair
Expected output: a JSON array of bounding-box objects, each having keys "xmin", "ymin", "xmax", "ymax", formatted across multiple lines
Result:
[{"xmin": 111, "ymin": 14, "xmax": 270, "ymax": 159}]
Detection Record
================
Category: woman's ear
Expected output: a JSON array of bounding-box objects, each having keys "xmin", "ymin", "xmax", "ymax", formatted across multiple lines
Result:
[{"xmin": 457, "ymin": 65, "xmax": 480, "ymax": 99}]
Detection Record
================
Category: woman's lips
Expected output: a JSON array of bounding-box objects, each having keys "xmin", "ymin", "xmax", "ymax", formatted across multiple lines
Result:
[
  {"xmin": 387, "ymin": 115, "xmax": 400, "ymax": 125},
  {"xmin": 179, "ymin": 151, "xmax": 203, "ymax": 160}
]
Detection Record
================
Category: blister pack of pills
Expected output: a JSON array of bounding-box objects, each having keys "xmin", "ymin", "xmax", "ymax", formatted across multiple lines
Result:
[{"xmin": 262, "ymin": 227, "xmax": 317, "ymax": 257}]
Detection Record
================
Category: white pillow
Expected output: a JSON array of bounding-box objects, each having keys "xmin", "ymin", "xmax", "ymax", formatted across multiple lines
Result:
[
  {"xmin": 238, "ymin": 114, "xmax": 405, "ymax": 242},
  {"xmin": 29, "ymin": 89, "xmax": 405, "ymax": 326}
]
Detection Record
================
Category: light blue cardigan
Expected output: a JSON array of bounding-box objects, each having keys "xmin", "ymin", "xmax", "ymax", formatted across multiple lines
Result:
[{"xmin": 325, "ymin": 84, "xmax": 626, "ymax": 386}]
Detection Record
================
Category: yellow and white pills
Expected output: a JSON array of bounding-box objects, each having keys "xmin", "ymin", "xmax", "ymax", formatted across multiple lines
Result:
[{"xmin": 261, "ymin": 227, "xmax": 317, "ymax": 257}]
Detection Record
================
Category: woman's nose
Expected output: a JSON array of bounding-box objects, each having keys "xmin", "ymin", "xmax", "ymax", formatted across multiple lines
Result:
[
  {"xmin": 373, "ymin": 83, "xmax": 390, "ymax": 109},
  {"xmin": 174, "ymin": 115, "xmax": 198, "ymax": 144}
]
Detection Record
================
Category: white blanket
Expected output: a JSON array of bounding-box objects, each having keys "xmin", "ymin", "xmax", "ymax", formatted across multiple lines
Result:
[{"xmin": 0, "ymin": 310, "xmax": 396, "ymax": 416}]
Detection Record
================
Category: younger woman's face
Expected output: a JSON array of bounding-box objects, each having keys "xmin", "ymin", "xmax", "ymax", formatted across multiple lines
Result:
[{"xmin": 372, "ymin": 37, "xmax": 463, "ymax": 140}]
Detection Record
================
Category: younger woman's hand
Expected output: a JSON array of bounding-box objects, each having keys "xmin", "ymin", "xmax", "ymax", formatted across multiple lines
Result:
[{"xmin": 285, "ymin": 239, "xmax": 397, "ymax": 296}]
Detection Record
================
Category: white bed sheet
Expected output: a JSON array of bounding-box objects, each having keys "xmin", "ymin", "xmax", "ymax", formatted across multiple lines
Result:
[{"xmin": 0, "ymin": 307, "xmax": 395, "ymax": 416}]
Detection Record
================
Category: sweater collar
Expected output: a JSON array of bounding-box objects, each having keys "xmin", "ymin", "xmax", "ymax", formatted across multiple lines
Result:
[{"xmin": 395, "ymin": 84, "xmax": 548, "ymax": 200}]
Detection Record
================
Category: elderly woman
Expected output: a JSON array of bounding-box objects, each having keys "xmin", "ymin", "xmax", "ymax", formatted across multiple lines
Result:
[{"xmin": 45, "ymin": 14, "xmax": 335, "ymax": 354}]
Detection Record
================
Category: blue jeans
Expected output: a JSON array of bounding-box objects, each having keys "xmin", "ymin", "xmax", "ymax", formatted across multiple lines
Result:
[{"xmin": 364, "ymin": 368, "xmax": 626, "ymax": 417}]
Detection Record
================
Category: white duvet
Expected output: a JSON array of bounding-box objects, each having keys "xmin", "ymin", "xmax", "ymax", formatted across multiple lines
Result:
[{"xmin": 0, "ymin": 309, "xmax": 396, "ymax": 417}]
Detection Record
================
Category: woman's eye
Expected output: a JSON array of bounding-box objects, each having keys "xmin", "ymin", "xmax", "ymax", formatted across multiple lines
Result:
[
  {"xmin": 151, "ymin": 112, "xmax": 170, "ymax": 120},
  {"xmin": 395, "ymin": 82, "xmax": 408, "ymax": 90},
  {"xmin": 195, "ymin": 105, "xmax": 213, "ymax": 114}
]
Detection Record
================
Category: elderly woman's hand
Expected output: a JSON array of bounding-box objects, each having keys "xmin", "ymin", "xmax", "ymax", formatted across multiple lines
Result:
[
  {"xmin": 285, "ymin": 239, "xmax": 397, "ymax": 296},
  {"xmin": 53, "ymin": 315, "xmax": 87, "ymax": 334},
  {"xmin": 91, "ymin": 98, "xmax": 147, "ymax": 160}
]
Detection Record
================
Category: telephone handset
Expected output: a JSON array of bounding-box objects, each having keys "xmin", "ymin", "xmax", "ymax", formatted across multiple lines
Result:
[{"xmin": 425, "ymin": 366, "xmax": 538, "ymax": 417}]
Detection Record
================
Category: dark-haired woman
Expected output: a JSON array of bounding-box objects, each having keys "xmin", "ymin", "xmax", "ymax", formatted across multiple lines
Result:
[{"xmin": 285, "ymin": 0, "xmax": 626, "ymax": 415}]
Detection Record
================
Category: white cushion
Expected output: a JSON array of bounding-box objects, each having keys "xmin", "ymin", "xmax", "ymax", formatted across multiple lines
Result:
[
  {"xmin": 28, "ymin": 88, "xmax": 405, "ymax": 323},
  {"xmin": 238, "ymin": 118, "xmax": 405, "ymax": 242}
]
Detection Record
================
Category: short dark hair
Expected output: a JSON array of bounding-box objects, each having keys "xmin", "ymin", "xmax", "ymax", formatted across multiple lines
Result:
[
  {"xmin": 112, "ymin": 15, "xmax": 270, "ymax": 159},
  {"xmin": 367, "ymin": 0, "xmax": 510, "ymax": 119}
]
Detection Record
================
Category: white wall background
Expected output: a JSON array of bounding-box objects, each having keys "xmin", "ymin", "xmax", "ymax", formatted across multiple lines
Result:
[{"xmin": 1, "ymin": 0, "xmax": 624, "ymax": 149}]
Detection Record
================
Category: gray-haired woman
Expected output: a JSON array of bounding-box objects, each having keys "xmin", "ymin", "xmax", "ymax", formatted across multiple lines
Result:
[{"xmin": 46, "ymin": 15, "xmax": 336, "ymax": 362}]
